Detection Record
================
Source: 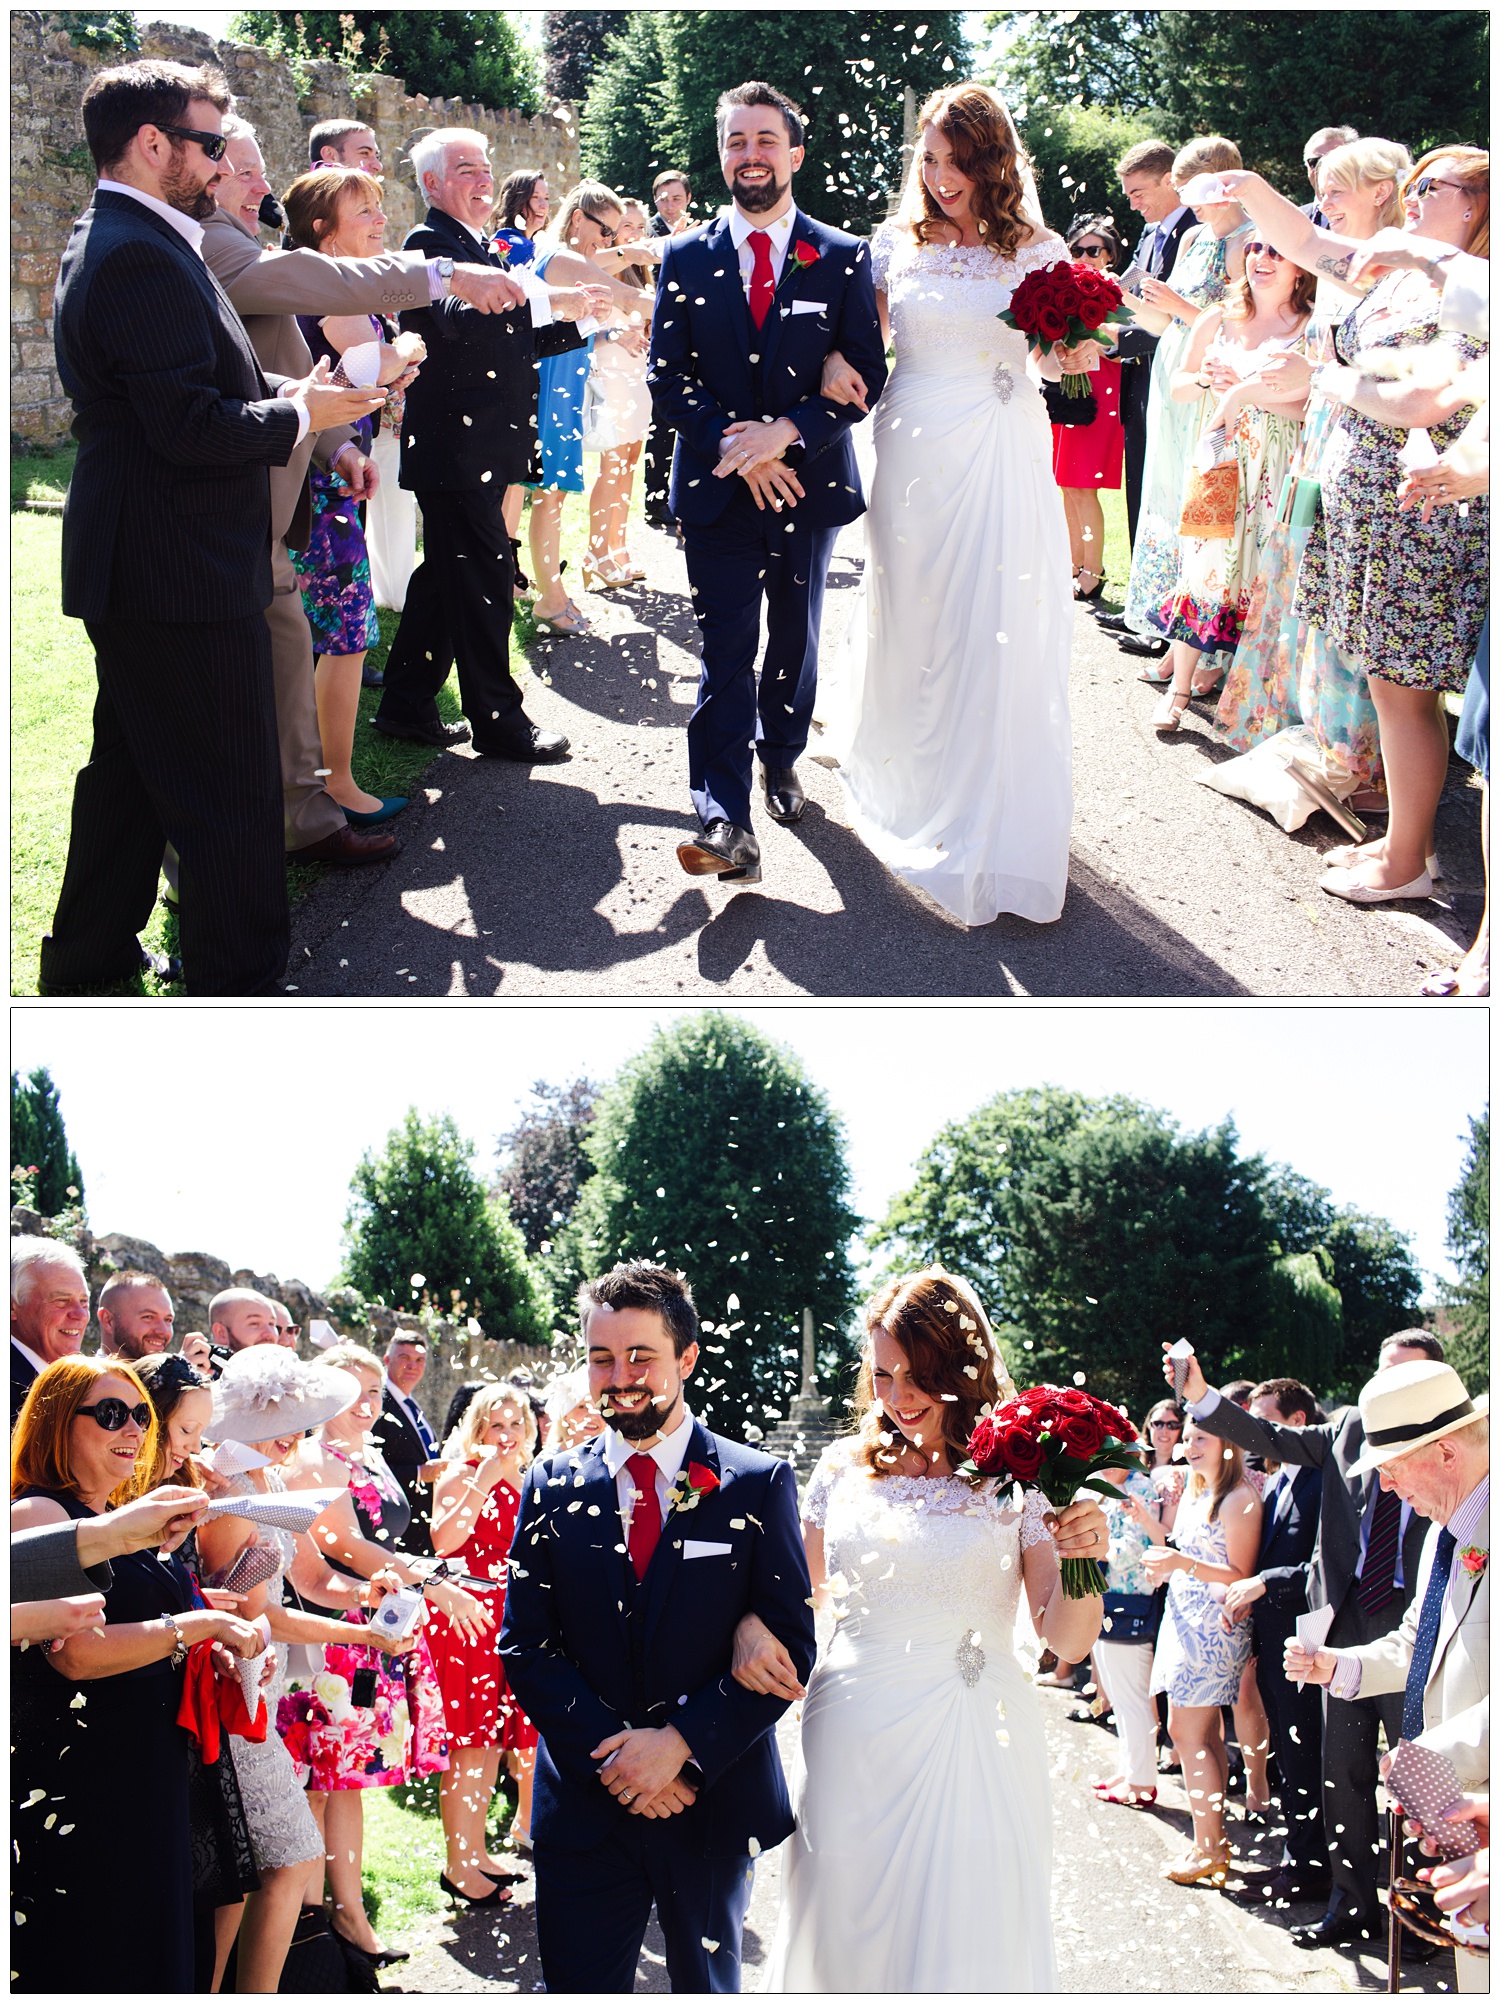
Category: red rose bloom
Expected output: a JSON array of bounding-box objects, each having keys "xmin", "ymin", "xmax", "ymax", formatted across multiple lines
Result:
[
  {"xmin": 1056, "ymin": 1410, "xmax": 1105, "ymax": 1457},
  {"xmin": 1000, "ymin": 1424, "xmax": 1045, "ymax": 1480},
  {"xmin": 687, "ymin": 1461, "xmax": 720, "ymax": 1494},
  {"xmin": 1037, "ymin": 307, "xmax": 1069, "ymax": 343},
  {"xmin": 1078, "ymin": 300, "xmax": 1108, "ymax": 330}
]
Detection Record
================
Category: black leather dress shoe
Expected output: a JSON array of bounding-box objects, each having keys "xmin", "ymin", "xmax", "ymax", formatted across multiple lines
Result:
[
  {"xmin": 1290, "ymin": 1909, "xmax": 1379, "ymax": 1950},
  {"xmin": 1093, "ymin": 611, "xmax": 1131, "ymax": 633},
  {"xmin": 371, "ymin": 715, "xmax": 471, "ymax": 749},
  {"xmin": 1230, "ymin": 1866, "xmax": 1332, "ymax": 1907},
  {"xmin": 140, "ymin": 944, "xmax": 183, "ymax": 984},
  {"xmin": 676, "ymin": 820, "xmax": 761, "ymax": 884},
  {"xmin": 1117, "ymin": 632, "xmax": 1170, "ymax": 658},
  {"xmin": 289, "ymin": 825, "xmax": 400, "ymax": 866},
  {"xmin": 360, "ymin": 662, "xmax": 384, "ymax": 689},
  {"xmin": 473, "ymin": 721, "xmax": 570, "ymax": 763},
  {"xmin": 761, "ymin": 764, "xmax": 806, "ymax": 823}
]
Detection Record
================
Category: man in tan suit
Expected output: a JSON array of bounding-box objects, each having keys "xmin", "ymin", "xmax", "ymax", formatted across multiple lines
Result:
[
  {"xmin": 1288, "ymin": 1360, "xmax": 1488, "ymax": 1988},
  {"xmin": 203, "ymin": 115, "xmax": 528, "ymax": 863}
]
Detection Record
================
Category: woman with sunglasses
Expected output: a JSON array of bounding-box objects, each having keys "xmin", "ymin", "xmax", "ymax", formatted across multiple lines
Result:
[
  {"xmin": 1052, "ymin": 217, "xmax": 1129, "ymax": 602},
  {"xmin": 1149, "ymin": 235, "xmax": 1315, "ymax": 728},
  {"xmin": 1206, "ymin": 150, "xmax": 1488, "ymax": 907},
  {"xmin": 1212, "ymin": 140, "xmax": 1411, "ymax": 811},
  {"xmin": 11, "ymin": 1357, "xmax": 265, "ymax": 1994}
]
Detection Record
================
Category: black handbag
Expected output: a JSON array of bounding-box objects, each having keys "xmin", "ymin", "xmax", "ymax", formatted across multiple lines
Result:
[
  {"xmin": 1100, "ymin": 1590, "xmax": 1161, "ymax": 1643},
  {"xmin": 1043, "ymin": 377, "xmax": 1098, "ymax": 428}
]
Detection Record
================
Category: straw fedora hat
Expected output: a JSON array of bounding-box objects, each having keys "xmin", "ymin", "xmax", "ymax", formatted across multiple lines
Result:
[
  {"xmin": 1347, "ymin": 1358, "xmax": 1488, "ymax": 1476},
  {"xmin": 207, "ymin": 1345, "xmax": 361, "ymax": 1445}
]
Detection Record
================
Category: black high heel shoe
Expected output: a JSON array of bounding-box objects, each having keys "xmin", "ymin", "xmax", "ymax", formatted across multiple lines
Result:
[
  {"xmin": 439, "ymin": 1872, "xmax": 512, "ymax": 1908},
  {"xmin": 1074, "ymin": 568, "xmax": 1107, "ymax": 603}
]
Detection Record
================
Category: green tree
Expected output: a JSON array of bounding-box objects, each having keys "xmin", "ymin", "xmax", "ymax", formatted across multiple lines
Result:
[
  {"xmin": 229, "ymin": 11, "xmax": 543, "ymax": 114},
  {"xmin": 495, "ymin": 1078, "xmax": 599, "ymax": 1257},
  {"xmin": 582, "ymin": 11, "xmax": 967, "ymax": 233},
  {"xmin": 1442, "ymin": 1106, "xmax": 1488, "ymax": 1391},
  {"xmin": 1013, "ymin": 100, "xmax": 1165, "ymax": 245},
  {"xmin": 873, "ymin": 1087, "xmax": 1352, "ymax": 1422},
  {"xmin": 542, "ymin": 10, "xmax": 617, "ymax": 105},
  {"xmin": 578, "ymin": 14, "xmax": 672, "ymax": 202},
  {"xmin": 341, "ymin": 1109, "xmax": 551, "ymax": 1343},
  {"xmin": 556, "ymin": 1013, "xmax": 861, "ymax": 1442},
  {"xmin": 10, "ymin": 1067, "xmax": 85, "ymax": 1219},
  {"xmin": 987, "ymin": 10, "xmax": 1167, "ymax": 119}
]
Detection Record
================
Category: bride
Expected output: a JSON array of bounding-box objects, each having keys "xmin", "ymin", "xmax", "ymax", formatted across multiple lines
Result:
[
  {"xmin": 817, "ymin": 85, "xmax": 1082, "ymax": 926},
  {"xmin": 733, "ymin": 1268, "xmax": 1107, "ymax": 1992}
]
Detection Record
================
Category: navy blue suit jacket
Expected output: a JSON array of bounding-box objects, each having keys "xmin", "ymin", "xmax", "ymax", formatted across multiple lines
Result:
[
  {"xmin": 1251, "ymin": 1463, "xmax": 1322, "ymax": 1646},
  {"xmin": 499, "ymin": 1419, "xmax": 815, "ymax": 1858},
  {"xmin": 53, "ymin": 190, "xmax": 299, "ymax": 625},
  {"xmin": 647, "ymin": 208, "xmax": 887, "ymax": 528}
]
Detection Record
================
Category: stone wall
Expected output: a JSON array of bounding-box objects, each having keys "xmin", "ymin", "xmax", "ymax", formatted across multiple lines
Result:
[
  {"xmin": 9, "ymin": 1205, "xmax": 554, "ymax": 1442},
  {"xmin": 11, "ymin": 11, "xmax": 580, "ymax": 444}
]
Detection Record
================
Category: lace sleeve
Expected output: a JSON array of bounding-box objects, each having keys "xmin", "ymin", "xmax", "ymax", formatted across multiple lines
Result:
[
  {"xmin": 1020, "ymin": 1486, "xmax": 1053, "ymax": 1551},
  {"xmin": 802, "ymin": 1442, "xmax": 850, "ymax": 1529},
  {"xmin": 869, "ymin": 220, "xmax": 899, "ymax": 293}
]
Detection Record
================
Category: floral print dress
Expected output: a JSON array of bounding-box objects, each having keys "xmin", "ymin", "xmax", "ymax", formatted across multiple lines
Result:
[
  {"xmin": 280, "ymin": 1444, "xmax": 449, "ymax": 1792},
  {"xmin": 1123, "ymin": 221, "xmax": 1252, "ymax": 637},
  {"xmin": 1294, "ymin": 271, "xmax": 1488, "ymax": 691},
  {"xmin": 1150, "ymin": 1485, "xmax": 1254, "ymax": 1706},
  {"xmin": 1213, "ymin": 283, "xmax": 1385, "ymax": 789},
  {"xmin": 287, "ymin": 313, "xmax": 382, "ymax": 656}
]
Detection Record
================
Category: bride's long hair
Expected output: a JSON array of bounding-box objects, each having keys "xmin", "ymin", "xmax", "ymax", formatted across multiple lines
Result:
[
  {"xmin": 900, "ymin": 84, "xmax": 1039, "ymax": 259},
  {"xmin": 850, "ymin": 1266, "xmax": 1016, "ymax": 1484}
]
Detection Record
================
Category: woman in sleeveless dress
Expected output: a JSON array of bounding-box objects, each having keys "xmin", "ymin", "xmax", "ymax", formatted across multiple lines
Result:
[
  {"xmin": 819, "ymin": 85, "xmax": 1076, "ymax": 927},
  {"xmin": 428, "ymin": 1381, "xmax": 541, "ymax": 1899},
  {"xmin": 730, "ymin": 1269, "xmax": 1109, "ymax": 1992}
]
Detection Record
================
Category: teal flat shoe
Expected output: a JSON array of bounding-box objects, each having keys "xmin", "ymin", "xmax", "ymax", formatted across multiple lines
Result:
[{"xmin": 343, "ymin": 796, "xmax": 409, "ymax": 826}]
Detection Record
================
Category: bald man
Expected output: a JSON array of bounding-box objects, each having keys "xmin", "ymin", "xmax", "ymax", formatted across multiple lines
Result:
[
  {"xmin": 209, "ymin": 1288, "xmax": 280, "ymax": 1354},
  {"xmin": 96, "ymin": 1270, "xmax": 175, "ymax": 1361}
]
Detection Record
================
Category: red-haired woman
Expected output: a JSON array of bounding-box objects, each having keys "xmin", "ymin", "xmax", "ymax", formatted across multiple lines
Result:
[
  {"xmin": 735, "ymin": 1267, "xmax": 1107, "ymax": 1989},
  {"xmin": 819, "ymin": 85, "xmax": 1080, "ymax": 929},
  {"xmin": 11, "ymin": 1358, "xmax": 264, "ymax": 1994}
]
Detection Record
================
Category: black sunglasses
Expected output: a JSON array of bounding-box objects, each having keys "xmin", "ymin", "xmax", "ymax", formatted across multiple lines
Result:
[
  {"xmin": 1074, "ymin": 243, "xmax": 1111, "ymax": 259},
  {"xmin": 78, "ymin": 1398, "xmax": 152, "ymax": 1431},
  {"xmin": 158, "ymin": 123, "xmax": 227, "ymax": 161},
  {"xmin": 1244, "ymin": 241, "xmax": 1285, "ymax": 261},
  {"xmin": 1149, "ymin": 1417, "xmax": 1183, "ymax": 1430}
]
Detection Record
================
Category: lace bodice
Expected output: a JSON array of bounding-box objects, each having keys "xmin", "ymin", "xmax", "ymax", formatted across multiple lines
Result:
[
  {"xmin": 870, "ymin": 220, "xmax": 1065, "ymax": 385},
  {"xmin": 805, "ymin": 1438, "xmax": 1052, "ymax": 1642}
]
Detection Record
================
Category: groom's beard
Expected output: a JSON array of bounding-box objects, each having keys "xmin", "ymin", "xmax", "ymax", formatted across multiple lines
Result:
[
  {"xmin": 601, "ymin": 1387, "xmax": 681, "ymax": 1441},
  {"xmin": 732, "ymin": 167, "xmax": 789, "ymax": 215},
  {"xmin": 162, "ymin": 153, "xmax": 221, "ymax": 221}
]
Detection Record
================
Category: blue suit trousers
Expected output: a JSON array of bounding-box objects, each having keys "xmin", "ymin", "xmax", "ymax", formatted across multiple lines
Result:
[
  {"xmin": 535, "ymin": 1826, "xmax": 755, "ymax": 1993},
  {"xmin": 681, "ymin": 483, "xmax": 838, "ymax": 828}
]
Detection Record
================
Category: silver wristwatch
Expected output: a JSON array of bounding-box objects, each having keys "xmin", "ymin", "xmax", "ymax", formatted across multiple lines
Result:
[
  {"xmin": 435, "ymin": 256, "xmax": 455, "ymax": 293},
  {"xmin": 164, "ymin": 1611, "xmax": 188, "ymax": 1667}
]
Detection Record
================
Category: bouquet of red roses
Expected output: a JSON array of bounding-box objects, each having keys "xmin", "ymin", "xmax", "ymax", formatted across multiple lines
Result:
[
  {"xmin": 968, "ymin": 1386, "xmax": 1144, "ymax": 1597},
  {"xmin": 999, "ymin": 260, "xmax": 1131, "ymax": 398}
]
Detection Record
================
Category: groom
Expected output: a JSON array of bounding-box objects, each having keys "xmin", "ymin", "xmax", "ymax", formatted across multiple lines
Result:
[
  {"xmin": 498, "ymin": 1261, "xmax": 816, "ymax": 1992},
  {"xmin": 648, "ymin": 81, "xmax": 887, "ymax": 884}
]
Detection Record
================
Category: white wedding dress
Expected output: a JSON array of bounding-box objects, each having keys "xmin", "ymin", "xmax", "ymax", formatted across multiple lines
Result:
[
  {"xmin": 763, "ymin": 1440, "xmax": 1058, "ymax": 1992},
  {"xmin": 822, "ymin": 223, "xmax": 1074, "ymax": 926}
]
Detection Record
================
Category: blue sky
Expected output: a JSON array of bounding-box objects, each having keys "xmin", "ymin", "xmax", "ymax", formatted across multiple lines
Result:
[{"xmin": 12, "ymin": 1006, "xmax": 1485, "ymax": 1296}]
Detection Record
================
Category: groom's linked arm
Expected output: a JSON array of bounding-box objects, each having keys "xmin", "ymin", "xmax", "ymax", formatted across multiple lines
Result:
[
  {"xmin": 646, "ymin": 239, "xmax": 737, "ymax": 461},
  {"xmin": 776, "ymin": 242, "xmax": 889, "ymax": 464},
  {"xmin": 674, "ymin": 1457, "xmax": 816, "ymax": 1788},
  {"xmin": 498, "ymin": 1462, "xmax": 625, "ymax": 1790}
]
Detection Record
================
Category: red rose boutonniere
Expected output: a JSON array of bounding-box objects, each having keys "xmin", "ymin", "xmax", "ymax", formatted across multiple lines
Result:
[
  {"xmin": 790, "ymin": 241, "xmax": 821, "ymax": 270},
  {"xmin": 1459, "ymin": 1545, "xmax": 1488, "ymax": 1578},
  {"xmin": 667, "ymin": 1461, "xmax": 720, "ymax": 1514}
]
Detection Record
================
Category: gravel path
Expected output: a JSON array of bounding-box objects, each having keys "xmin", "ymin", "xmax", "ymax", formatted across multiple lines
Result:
[
  {"xmin": 384, "ymin": 1679, "xmax": 1459, "ymax": 1994},
  {"xmin": 286, "ymin": 520, "xmax": 1480, "ymax": 998}
]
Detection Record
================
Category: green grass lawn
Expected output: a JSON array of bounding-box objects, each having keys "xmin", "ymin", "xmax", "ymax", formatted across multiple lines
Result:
[
  {"xmin": 9, "ymin": 457, "xmax": 607, "ymax": 996},
  {"xmin": 361, "ymin": 1770, "xmax": 519, "ymax": 1942}
]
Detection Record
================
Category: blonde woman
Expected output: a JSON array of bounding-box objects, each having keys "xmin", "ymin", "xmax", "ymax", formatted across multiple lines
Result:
[
  {"xmin": 1141, "ymin": 1419, "xmax": 1263, "ymax": 1885},
  {"xmin": 427, "ymin": 1382, "xmax": 541, "ymax": 1901}
]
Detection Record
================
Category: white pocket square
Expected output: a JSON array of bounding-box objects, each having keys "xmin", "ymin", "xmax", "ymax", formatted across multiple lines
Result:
[
  {"xmin": 790, "ymin": 299, "xmax": 828, "ymax": 315},
  {"xmin": 683, "ymin": 1539, "xmax": 733, "ymax": 1559}
]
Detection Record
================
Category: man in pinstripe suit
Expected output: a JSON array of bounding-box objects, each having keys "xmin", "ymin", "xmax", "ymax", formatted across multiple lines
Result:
[{"xmin": 39, "ymin": 59, "xmax": 383, "ymax": 996}]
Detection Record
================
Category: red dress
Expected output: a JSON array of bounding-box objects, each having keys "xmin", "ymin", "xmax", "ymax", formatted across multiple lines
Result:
[
  {"xmin": 1051, "ymin": 355, "xmax": 1125, "ymax": 490},
  {"xmin": 425, "ymin": 1466, "xmax": 538, "ymax": 1753}
]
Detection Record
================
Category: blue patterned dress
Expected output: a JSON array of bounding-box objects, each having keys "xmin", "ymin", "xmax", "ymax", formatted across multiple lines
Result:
[
  {"xmin": 528, "ymin": 247, "xmax": 594, "ymax": 494},
  {"xmin": 288, "ymin": 313, "xmax": 381, "ymax": 654},
  {"xmin": 1123, "ymin": 222, "xmax": 1252, "ymax": 638},
  {"xmin": 1150, "ymin": 1485, "xmax": 1253, "ymax": 1705}
]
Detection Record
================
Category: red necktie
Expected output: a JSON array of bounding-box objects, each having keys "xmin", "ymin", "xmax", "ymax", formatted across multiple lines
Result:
[
  {"xmin": 626, "ymin": 1452, "xmax": 663, "ymax": 1581},
  {"xmin": 747, "ymin": 229, "xmax": 775, "ymax": 330}
]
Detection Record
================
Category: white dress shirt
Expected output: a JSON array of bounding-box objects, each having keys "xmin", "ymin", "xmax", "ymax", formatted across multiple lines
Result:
[
  {"xmin": 602, "ymin": 1404, "xmax": 696, "ymax": 1537},
  {"xmin": 383, "ymin": 1375, "xmax": 436, "ymax": 1454},
  {"xmin": 97, "ymin": 177, "xmax": 206, "ymax": 255},
  {"xmin": 728, "ymin": 204, "xmax": 798, "ymax": 299}
]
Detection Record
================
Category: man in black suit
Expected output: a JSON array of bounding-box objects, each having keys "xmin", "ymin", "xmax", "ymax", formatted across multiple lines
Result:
[
  {"xmin": 1219, "ymin": 1377, "xmax": 1331, "ymax": 1906},
  {"xmin": 644, "ymin": 172, "xmax": 692, "ymax": 527},
  {"xmin": 11, "ymin": 1237, "xmax": 92, "ymax": 1425},
  {"xmin": 1169, "ymin": 1333, "xmax": 1437, "ymax": 1950},
  {"xmin": 40, "ymin": 59, "xmax": 382, "ymax": 996},
  {"xmin": 372, "ymin": 127, "xmax": 605, "ymax": 763},
  {"xmin": 368, "ymin": 1331, "xmax": 439, "ymax": 1556}
]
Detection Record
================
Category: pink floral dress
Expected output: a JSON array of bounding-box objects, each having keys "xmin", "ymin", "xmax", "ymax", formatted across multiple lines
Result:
[{"xmin": 279, "ymin": 1444, "xmax": 448, "ymax": 1791}]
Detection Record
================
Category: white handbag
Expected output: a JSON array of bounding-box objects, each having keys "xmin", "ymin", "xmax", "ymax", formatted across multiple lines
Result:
[{"xmin": 580, "ymin": 362, "xmax": 620, "ymax": 454}]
